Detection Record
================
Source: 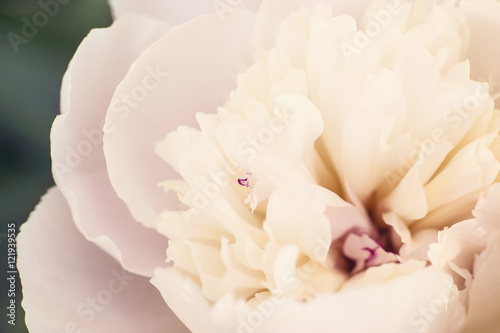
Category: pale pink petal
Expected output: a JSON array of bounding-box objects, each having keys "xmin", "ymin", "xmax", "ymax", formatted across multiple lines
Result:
[
  {"xmin": 51, "ymin": 15, "xmax": 172, "ymax": 276},
  {"xmin": 460, "ymin": 0, "xmax": 500, "ymax": 106},
  {"xmin": 109, "ymin": 0, "xmax": 262, "ymax": 25},
  {"xmin": 255, "ymin": 0, "xmax": 372, "ymax": 48},
  {"xmin": 103, "ymin": 10, "xmax": 257, "ymax": 228},
  {"xmin": 17, "ymin": 187, "xmax": 188, "ymax": 333},
  {"xmin": 463, "ymin": 230, "xmax": 500, "ymax": 333}
]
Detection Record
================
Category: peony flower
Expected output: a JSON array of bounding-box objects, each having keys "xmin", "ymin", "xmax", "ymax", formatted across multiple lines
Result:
[{"xmin": 18, "ymin": 0, "xmax": 500, "ymax": 332}]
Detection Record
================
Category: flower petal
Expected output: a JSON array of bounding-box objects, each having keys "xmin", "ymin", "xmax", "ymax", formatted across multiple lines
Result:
[
  {"xmin": 109, "ymin": 0, "xmax": 262, "ymax": 25},
  {"xmin": 264, "ymin": 183, "xmax": 369, "ymax": 262},
  {"xmin": 51, "ymin": 15, "xmax": 172, "ymax": 276},
  {"xmin": 151, "ymin": 268, "xmax": 222, "ymax": 333},
  {"xmin": 460, "ymin": 0, "xmax": 500, "ymax": 106},
  {"xmin": 255, "ymin": 0, "xmax": 372, "ymax": 48},
  {"xmin": 153, "ymin": 265, "xmax": 465, "ymax": 333},
  {"xmin": 253, "ymin": 268, "xmax": 465, "ymax": 333},
  {"xmin": 103, "ymin": 10, "xmax": 257, "ymax": 228},
  {"xmin": 463, "ymin": 230, "xmax": 500, "ymax": 333},
  {"xmin": 18, "ymin": 187, "xmax": 188, "ymax": 333},
  {"xmin": 427, "ymin": 183, "xmax": 500, "ymax": 287}
]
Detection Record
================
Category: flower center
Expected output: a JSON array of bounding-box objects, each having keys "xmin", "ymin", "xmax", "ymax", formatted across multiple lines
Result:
[{"xmin": 342, "ymin": 233, "xmax": 399, "ymax": 274}]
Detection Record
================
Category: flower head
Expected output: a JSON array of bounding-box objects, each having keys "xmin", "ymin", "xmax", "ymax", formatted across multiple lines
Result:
[{"xmin": 18, "ymin": 0, "xmax": 500, "ymax": 332}]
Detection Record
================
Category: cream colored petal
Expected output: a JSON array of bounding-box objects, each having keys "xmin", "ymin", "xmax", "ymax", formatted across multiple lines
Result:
[
  {"xmin": 400, "ymin": 228, "xmax": 439, "ymax": 261},
  {"xmin": 428, "ymin": 219, "xmax": 487, "ymax": 287},
  {"xmin": 382, "ymin": 141, "xmax": 453, "ymax": 222},
  {"xmin": 461, "ymin": 0, "xmax": 500, "ymax": 107},
  {"xmin": 472, "ymin": 182, "xmax": 500, "ymax": 230},
  {"xmin": 154, "ymin": 265, "xmax": 465, "ymax": 333},
  {"xmin": 255, "ymin": 267, "xmax": 464, "ymax": 333},
  {"xmin": 340, "ymin": 260, "xmax": 427, "ymax": 291},
  {"xmin": 462, "ymin": 230, "xmax": 500, "ymax": 333},
  {"xmin": 265, "ymin": 183, "xmax": 369, "ymax": 263},
  {"xmin": 427, "ymin": 184, "xmax": 500, "ymax": 287},
  {"xmin": 424, "ymin": 133, "xmax": 499, "ymax": 212},
  {"xmin": 255, "ymin": 0, "xmax": 372, "ymax": 48},
  {"xmin": 151, "ymin": 268, "xmax": 243, "ymax": 333}
]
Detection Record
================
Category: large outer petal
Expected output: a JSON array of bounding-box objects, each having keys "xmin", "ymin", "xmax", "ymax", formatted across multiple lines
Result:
[
  {"xmin": 17, "ymin": 187, "xmax": 188, "ymax": 333},
  {"xmin": 103, "ymin": 10, "xmax": 257, "ymax": 228},
  {"xmin": 51, "ymin": 15, "xmax": 172, "ymax": 277},
  {"xmin": 109, "ymin": 0, "xmax": 262, "ymax": 25},
  {"xmin": 152, "ymin": 266, "xmax": 465, "ymax": 333},
  {"xmin": 460, "ymin": 0, "xmax": 500, "ymax": 105}
]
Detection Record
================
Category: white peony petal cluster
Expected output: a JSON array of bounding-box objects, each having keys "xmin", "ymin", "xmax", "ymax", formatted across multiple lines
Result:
[{"xmin": 18, "ymin": 0, "xmax": 500, "ymax": 333}]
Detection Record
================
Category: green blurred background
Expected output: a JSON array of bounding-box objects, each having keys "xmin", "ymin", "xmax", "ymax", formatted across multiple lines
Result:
[{"xmin": 0, "ymin": 1, "xmax": 112, "ymax": 331}]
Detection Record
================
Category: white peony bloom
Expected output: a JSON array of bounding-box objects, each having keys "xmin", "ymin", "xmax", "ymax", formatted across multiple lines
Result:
[{"xmin": 18, "ymin": 0, "xmax": 500, "ymax": 332}]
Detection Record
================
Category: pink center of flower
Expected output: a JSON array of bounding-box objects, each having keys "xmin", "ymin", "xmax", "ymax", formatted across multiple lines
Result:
[{"xmin": 342, "ymin": 233, "xmax": 400, "ymax": 274}]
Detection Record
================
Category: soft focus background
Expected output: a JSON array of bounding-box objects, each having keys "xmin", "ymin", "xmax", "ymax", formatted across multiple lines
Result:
[{"xmin": 0, "ymin": 1, "xmax": 112, "ymax": 331}]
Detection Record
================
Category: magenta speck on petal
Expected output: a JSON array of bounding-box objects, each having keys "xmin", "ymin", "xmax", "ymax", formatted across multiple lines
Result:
[{"xmin": 238, "ymin": 173, "xmax": 252, "ymax": 188}]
